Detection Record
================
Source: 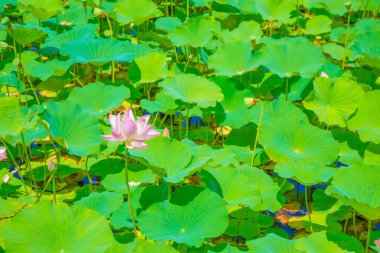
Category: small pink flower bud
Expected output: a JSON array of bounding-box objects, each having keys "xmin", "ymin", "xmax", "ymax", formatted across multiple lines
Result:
[{"xmin": 162, "ymin": 127, "xmax": 170, "ymax": 138}]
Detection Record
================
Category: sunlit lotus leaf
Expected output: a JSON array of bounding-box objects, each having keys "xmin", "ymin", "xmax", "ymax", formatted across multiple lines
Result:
[
  {"xmin": 8, "ymin": 24, "xmax": 50, "ymax": 45},
  {"xmin": 275, "ymin": 161, "xmax": 336, "ymax": 186},
  {"xmin": 295, "ymin": 232, "xmax": 353, "ymax": 253},
  {"xmin": 44, "ymin": 100, "xmax": 103, "ymax": 156},
  {"xmin": 3, "ymin": 201, "xmax": 113, "ymax": 253},
  {"xmin": 61, "ymin": 38, "xmax": 135, "ymax": 66},
  {"xmin": 220, "ymin": 20, "xmax": 262, "ymax": 43},
  {"xmin": 303, "ymin": 77, "xmax": 364, "ymax": 127},
  {"xmin": 305, "ymin": 15, "xmax": 332, "ymax": 35},
  {"xmin": 247, "ymin": 233, "xmax": 300, "ymax": 253},
  {"xmin": 208, "ymin": 42, "xmax": 261, "ymax": 77},
  {"xmin": 259, "ymin": 115, "xmax": 339, "ymax": 164},
  {"xmin": 73, "ymin": 191, "xmax": 123, "ymax": 218},
  {"xmin": 140, "ymin": 92, "xmax": 178, "ymax": 114},
  {"xmin": 138, "ymin": 188, "xmax": 228, "ymax": 247},
  {"xmin": 155, "ymin": 17, "xmax": 182, "ymax": 32},
  {"xmin": 133, "ymin": 52, "xmax": 171, "ymax": 84},
  {"xmin": 215, "ymin": 0, "xmax": 255, "ymax": 12},
  {"xmin": 202, "ymin": 165, "xmax": 281, "ymax": 211},
  {"xmin": 42, "ymin": 24, "xmax": 97, "ymax": 49},
  {"xmin": 159, "ymin": 74, "xmax": 224, "ymax": 108},
  {"xmin": 351, "ymin": 32, "xmax": 380, "ymax": 68},
  {"xmin": 259, "ymin": 37, "xmax": 325, "ymax": 78},
  {"xmin": 352, "ymin": 18, "xmax": 380, "ymax": 35},
  {"xmin": 17, "ymin": 0, "xmax": 64, "ymax": 20},
  {"xmin": 106, "ymin": 239, "xmax": 178, "ymax": 253},
  {"xmin": 67, "ymin": 82, "xmax": 130, "ymax": 118},
  {"xmin": 25, "ymin": 59, "xmax": 73, "ymax": 81},
  {"xmin": 326, "ymin": 165, "xmax": 380, "ymax": 220},
  {"xmin": 112, "ymin": 0, "xmax": 162, "ymax": 26},
  {"xmin": 253, "ymin": 0, "xmax": 295, "ymax": 23},
  {"xmin": 317, "ymin": 0, "xmax": 361, "ymax": 15},
  {"xmin": 322, "ymin": 43, "xmax": 357, "ymax": 61},
  {"xmin": 168, "ymin": 17, "xmax": 217, "ymax": 47},
  {"xmin": 348, "ymin": 90, "xmax": 380, "ymax": 143},
  {"xmin": 0, "ymin": 72, "xmax": 24, "ymax": 91}
]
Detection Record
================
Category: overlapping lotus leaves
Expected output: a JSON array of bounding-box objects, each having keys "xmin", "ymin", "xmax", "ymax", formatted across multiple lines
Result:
[
  {"xmin": 67, "ymin": 82, "xmax": 130, "ymax": 118},
  {"xmin": 259, "ymin": 37, "xmax": 325, "ymax": 78},
  {"xmin": 25, "ymin": 59, "xmax": 73, "ymax": 81},
  {"xmin": 247, "ymin": 233, "xmax": 300, "ymax": 253},
  {"xmin": 105, "ymin": 239, "xmax": 179, "ymax": 253},
  {"xmin": 305, "ymin": 15, "xmax": 332, "ymax": 35},
  {"xmin": 215, "ymin": 0, "xmax": 255, "ymax": 12},
  {"xmin": 138, "ymin": 188, "xmax": 228, "ymax": 247},
  {"xmin": 203, "ymin": 165, "xmax": 281, "ymax": 211},
  {"xmin": 259, "ymin": 114, "xmax": 339, "ymax": 164},
  {"xmin": 0, "ymin": 97, "xmax": 38, "ymax": 138},
  {"xmin": 3, "ymin": 201, "xmax": 113, "ymax": 253},
  {"xmin": 295, "ymin": 232, "xmax": 354, "ymax": 252},
  {"xmin": 220, "ymin": 20, "xmax": 262, "ymax": 43},
  {"xmin": 0, "ymin": 72, "xmax": 24, "ymax": 91},
  {"xmin": 44, "ymin": 100, "xmax": 103, "ymax": 156},
  {"xmin": 8, "ymin": 24, "xmax": 50, "ymax": 45},
  {"xmin": 168, "ymin": 17, "xmax": 217, "ymax": 47},
  {"xmin": 133, "ymin": 52, "xmax": 171, "ymax": 84},
  {"xmin": 159, "ymin": 74, "xmax": 224, "ymax": 108},
  {"xmin": 17, "ymin": 0, "xmax": 64, "ymax": 20},
  {"xmin": 112, "ymin": 0, "xmax": 162, "ymax": 26},
  {"xmin": 348, "ymin": 90, "xmax": 380, "ymax": 144},
  {"xmin": 275, "ymin": 161, "xmax": 336, "ymax": 186},
  {"xmin": 140, "ymin": 91, "xmax": 178, "ymax": 114},
  {"xmin": 208, "ymin": 42, "xmax": 261, "ymax": 77},
  {"xmin": 253, "ymin": 0, "xmax": 295, "ymax": 23},
  {"xmin": 322, "ymin": 43, "xmax": 357, "ymax": 61},
  {"xmin": 351, "ymin": 32, "xmax": 380, "ymax": 68},
  {"xmin": 61, "ymin": 38, "xmax": 135, "ymax": 66},
  {"xmin": 326, "ymin": 165, "xmax": 380, "ymax": 220},
  {"xmin": 303, "ymin": 77, "xmax": 364, "ymax": 127},
  {"xmin": 352, "ymin": 18, "xmax": 380, "ymax": 35}
]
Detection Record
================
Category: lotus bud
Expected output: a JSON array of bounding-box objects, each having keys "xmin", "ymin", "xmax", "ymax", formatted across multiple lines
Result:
[
  {"xmin": 2, "ymin": 174, "xmax": 10, "ymax": 183},
  {"xmin": 130, "ymin": 23, "xmax": 135, "ymax": 29},
  {"xmin": 94, "ymin": 8, "xmax": 102, "ymax": 17},
  {"xmin": 0, "ymin": 146, "xmax": 7, "ymax": 161},
  {"xmin": 162, "ymin": 127, "xmax": 170, "ymax": 138},
  {"xmin": 189, "ymin": 54, "xmax": 194, "ymax": 60},
  {"xmin": 320, "ymin": 72, "xmax": 329, "ymax": 78},
  {"xmin": 375, "ymin": 239, "xmax": 380, "ymax": 249},
  {"xmin": 48, "ymin": 158, "xmax": 55, "ymax": 171},
  {"xmin": 244, "ymin": 98, "xmax": 258, "ymax": 108}
]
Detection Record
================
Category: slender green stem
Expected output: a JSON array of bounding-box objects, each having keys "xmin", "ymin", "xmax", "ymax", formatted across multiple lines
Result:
[
  {"xmin": 305, "ymin": 186, "xmax": 314, "ymax": 233},
  {"xmin": 285, "ymin": 77, "xmax": 289, "ymax": 101},
  {"xmin": 179, "ymin": 112, "xmax": 183, "ymax": 140},
  {"xmin": 170, "ymin": 114, "xmax": 174, "ymax": 136},
  {"xmin": 25, "ymin": 74, "xmax": 40, "ymax": 105},
  {"xmin": 125, "ymin": 150, "xmax": 138, "ymax": 237},
  {"xmin": 20, "ymin": 133, "xmax": 38, "ymax": 192},
  {"xmin": 52, "ymin": 170, "xmax": 57, "ymax": 204},
  {"xmin": 186, "ymin": 0, "xmax": 190, "ymax": 19},
  {"xmin": 342, "ymin": 11, "xmax": 351, "ymax": 69},
  {"xmin": 250, "ymin": 99, "xmax": 264, "ymax": 167},
  {"xmin": 85, "ymin": 156, "xmax": 93, "ymax": 190},
  {"xmin": 185, "ymin": 106, "xmax": 190, "ymax": 139},
  {"xmin": 365, "ymin": 219, "xmax": 372, "ymax": 253},
  {"xmin": 353, "ymin": 210, "xmax": 358, "ymax": 237}
]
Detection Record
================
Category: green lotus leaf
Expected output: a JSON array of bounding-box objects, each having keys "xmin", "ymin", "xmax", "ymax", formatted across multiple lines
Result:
[
  {"xmin": 275, "ymin": 161, "xmax": 336, "ymax": 186},
  {"xmin": 73, "ymin": 191, "xmax": 123, "ymax": 218},
  {"xmin": 25, "ymin": 59, "xmax": 73, "ymax": 81},
  {"xmin": 129, "ymin": 136, "xmax": 192, "ymax": 183},
  {"xmin": 352, "ymin": 18, "xmax": 380, "ymax": 36},
  {"xmin": 61, "ymin": 38, "xmax": 135, "ymax": 66},
  {"xmin": 220, "ymin": 20, "xmax": 263, "ymax": 43},
  {"xmin": 303, "ymin": 77, "xmax": 364, "ymax": 127},
  {"xmin": 138, "ymin": 188, "xmax": 228, "ymax": 247},
  {"xmin": 17, "ymin": 0, "xmax": 64, "ymax": 20},
  {"xmin": 295, "ymin": 232, "xmax": 353, "ymax": 253},
  {"xmin": 133, "ymin": 52, "xmax": 171, "ymax": 84},
  {"xmin": 351, "ymin": 32, "xmax": 380, "ymax": 68},
  {"xmin": 140, "ymin": 91, "xmax": 179, "ymax": 114},
  {"xmin": 107, "ymin": 239, "xmax": 178, "ymax": 253},
  {"xmin": 247, "ymin": 233, "xmax": 300, "ymax": 253},
  {"xmin": 112, "ymin": 0, "xmax": 162, "ymax": 26},
  {"xmin": 326, "ymin": 165, "xmax": 380, "ymax": 220},
  {"xmin": 155, "ymin": 17, "xmax": 182, "ymax": 32},
  {"xmin": 44, "ymin": 100, "xmax": 103, "ymax": 156},
  {"xmin": 0, "ymin": 197, "xmax": 34, "ymax": 218},
  {"xmin": 305, "ymin": 15, "xmax": 332, "ymax": 35},
  {"xmin": 42, "ymin": 24, "xmax": 97, "ymax": 49},
  {"xmin": 159, "ymin": 74, "xmax": 224, "ymax": 108},
  {"xmin": 259, "ymin": 37, "xmax": 325, "ymax": 78},
  {"xmin": 110, "ymin": 189, "xmax": 143, "ymax": 229},
  {"xmin": 208, "ymin": 42, "xmax": 261, "ymax": 77},
  {"xmin": 253, "ymin": 0, "xmax": 296, "ymax": 23},
  {"xmin": 348, "ymin": 90, "xmax": 380, "ymax": 143},
  {"xmin": 259, "ymin": 114, "xmax": 339, "ymax": 164},
  {"xmin": 168, "ymin": 17, "xmax": 217, "ymax": 47},
  {"xmin": 317, "ymin": 0, "xmax": 361, "ymax": 15},
  {"xmin": 0, "ymin": 97, "xmax": 38, "ymax": 138},
  {"xmin": 203, "ymin": 165, "xmax": 281, "ymax": 211},
  {"xmin": 0, "ymin": 72, "xmax": 24, "ymax": 91},
  {"xmin": 8, "ymin": 24, "xmax": 50, "ymax": 45},
  {"xmin": 3, "ymin": 201, "xmax": 113, "ymax": 253},
  {"xmin": 215, "ymin": 0, "xmax": 255, "ymax": 12},
  {"xmin": 191, "ymin": 0, "xmax": 213, "ymax": 6},
  {"xmin": 67, "ymin": 82, "xmax": 130, "ymax": 118},
  {"xmin": 322, "ymin": 43, "xmax": 357, "ymax": 61}
]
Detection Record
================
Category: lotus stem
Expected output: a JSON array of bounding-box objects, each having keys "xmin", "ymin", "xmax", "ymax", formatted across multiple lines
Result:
[
  {"xmin": 305, "ymin": 186, "xmax": 314, "ymax": 233},
  {"xmin": 124, "ymin": 150, "xmax": 138, "ymax": 237},
  {"xmin": 365, "ymin": 219, "xmax": 372, "ymax": 253},
  {"xmin": 353, "ymin": 210, "xmax": 358, "ymax": 237},
  {"xmin": 342, "ymin": 10, "xmax": 351, "ymax": 69},
  {"xmin": 85, "ymin": 156, "xmax": 93, "ymax": 190},
  {"xmin": 285, "ymin": 77, "xmax": 289, "ymax": 101},
  {"xmin": 25, "ymin": 74, "xmax": 40, "ymax": 105},
  {"xmin": 186, "ymin": 0, "xmax": 190, "ymax": 19},
  {"xmin": 250, "ymin": 99, "xmax": 264, "ymax": 167},
  {"xmin": 185, "ymin": 106, "xmax": 190, "ymax": 139}
]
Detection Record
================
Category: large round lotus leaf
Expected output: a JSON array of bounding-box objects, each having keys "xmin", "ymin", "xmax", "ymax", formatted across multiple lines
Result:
[
  {"xmin": 42, "ymin": 24, "xmax": 97, "ymax": 49},
  {"xmin": 3, "ymin": 201, "xmax": 113, "ymax": 253},
  {"xmin": 275, "ymin": 161, "xmax": 336, "ymax": 186},
  {"xmin": 259, "ymin": 117, "xmax": 339, "ymax": 164},
  {"xmin": 215, "ymin": 0, "xmax": 255, "ymax": 12},
  {"xmin": 8, "ymin": 24, "xmax": 50, "ymax": 45},
  {"xmin": 352, "ymin": 31, "xmax": 380, "ymax": 69},
  {"xmin": 247, "ymin": 233, "xmax": 300, "ymax": 253},
  {"xmin": 140, "ymin": 92, "xmax": 178, "ymax": 114},
  {"xmin": 326, "ymin": 165, "xmax": 380, "ymax": 220},
  {"xmin": 44, "ymin": 100, "xmax": 103, "ymax": 156},
  {"xmin": 203, "ymin": 165, "xmax": 281, "ymax": 211},
  {"xmin": 112, "ymin": 0, "xmax": 162, "ymax": 26},
  {"xmin": 168, "ymin": 17, "xmax": 217, "ymax": 47},
  {"xmin": 17, "ymin": 0, "xmax": 64, "ymax": 20},
  {"xmin": 303, "ymin": 77, "xmax": 364, "ymax": 127},
  {"xmin": 322, "ymin": 43, "xmax": 357, "ymax": 61},
  {"xmin": 220, "ymin": 20, "xmax": 263, "ymax": 43},
  {"xmin": 129, "ymin": 136, "xmax": 192, "ymax": 183},
  {"xmin": 61, "ymin": 38, "xmax": 135, "ymax": 66},
  {"xmin": 138, "ymin": 188, "xmax": 228, "ymax": 247},
  {"xmin": 259, "ymin": 37, "xmax": 325, "ymax": 78},
  {"xmin": 305, "ymin": 15, "xmax": 332, "ymax": 35},
  {"xmin": 133, "ymin": 52, "xmax": 171, "ymax": 84},
  {"xmin": 208, "ymin": 42, "xmax": 261, "ymax": 77},
  {"xmin": 295, "ymin": 232, "xmax": 353, "ymax": 253},
  {"xmin": 0, "ymin": 97, "xmax": 38, "ymax": 138},
  {"xmin": 0, "ymin": 72, "xmax": 24, "ymax": 91},
  {"xmin": 25, "ymin": 59, "xmax": 73, "ymax": 81},
  {"xmin": 159, "ymin": 74, "xmax": 224, "ymax": 108},
  {"xmin": 348, "ymin": 90, "xmax": 380, "ymax": 144},
  {"xmin": 73, "ymin": 191, "xmax": 123, "ymax": 218},
  {"xmin": 155, "ymin": 17, "xmax": 182, "ymax": 32},
  {"xmin": 253, "ymin": 0, "xmax": 295, "ymax": 24},
  {"xmin": 352, "ymin": 18, "xmax": 380, "ymax": 35},
  {"xmin": 67, "ymin": 82, "xmax": 130, "ymax": 118},
  {"xmin": 106, "ymin": 239, "xmax": 178, "ymax": 253}
]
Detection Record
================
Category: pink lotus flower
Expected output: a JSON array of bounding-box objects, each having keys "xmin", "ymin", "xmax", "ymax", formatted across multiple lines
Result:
[
  {"xmin": 320, "ymin": 72, "xmax": 329, "ymax": 78},
  {"xmin": 162, "ymin": 127, "xmax": 170, "ymax": 138},
  {"xmin": 102, "ymin": 109, "xmax": 160, "ymax": 149},
  {"xmin": 0, "ymin": 147, "xmax": 7, "ymax": 161},
  {"xmin": 375, "ymin": 238, "xmax": 380, "ymax": 248}
]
